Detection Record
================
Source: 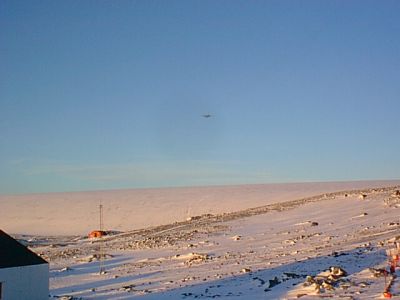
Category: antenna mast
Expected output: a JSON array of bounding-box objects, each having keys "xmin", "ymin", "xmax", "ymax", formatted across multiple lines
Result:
[
  {"xmin": 99, "ymin": 201, "xmax": 105, "ymax": 274},
  {"xmin": 100, "ymin": 202, "xmax": 104, "ymax": 232}
]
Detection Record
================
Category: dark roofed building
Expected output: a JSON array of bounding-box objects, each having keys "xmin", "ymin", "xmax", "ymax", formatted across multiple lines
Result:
[
  {"xmin": 0, "ymin": 230, "xmax": 47, "ymax": 269},
  {"xmin": 0, "ymin": 230, "xmax": 49, "ymax": 300}
]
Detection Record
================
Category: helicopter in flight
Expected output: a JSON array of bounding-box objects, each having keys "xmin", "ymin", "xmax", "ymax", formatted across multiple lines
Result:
[{"xmin": 202, "ymin": 114, "xmax": 212, "ymax": 118}]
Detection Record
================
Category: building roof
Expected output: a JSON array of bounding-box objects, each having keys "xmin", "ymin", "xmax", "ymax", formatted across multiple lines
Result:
[{"xmin": 0, "ymin": 230, "xmax": 48, "ymax": 269}]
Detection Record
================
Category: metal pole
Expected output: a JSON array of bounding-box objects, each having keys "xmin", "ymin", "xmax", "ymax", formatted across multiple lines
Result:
[{"xmin": 99, "ymin": 202, "xmax": 105, "ymax": 275}]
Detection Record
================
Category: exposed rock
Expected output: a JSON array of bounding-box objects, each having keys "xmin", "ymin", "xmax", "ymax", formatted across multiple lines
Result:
[
  {"xmin": 388, "ymin": 222, "xmax": 400, "ymax": 227},
  {"xmin": 384, "ymin": 194, "xmax": 400, "ymax": 207},
  {"xmin": 301, "ymin": 266, "xmax": 348, "ymax": 294},
  {"xmin": 267, "ymin": 276, "xmax": 281, "ymax": 288},
  {"xmin": 173, "ymin": 252, "xmax": 210, "ymax": 265},
  {"xmin": 283, "ymin": 272, "xmax": 304, "ymax": 279},
  {"xmin": 387, "ymin": 236, "xmax": 400, "ymax": 244},
  {"xmin": 329, "ymin": 266, "xmax": 347, "ymax": 277},
  {"xmin": 368, "ymin": 268, "xmax": 388, "ymax": 278}
]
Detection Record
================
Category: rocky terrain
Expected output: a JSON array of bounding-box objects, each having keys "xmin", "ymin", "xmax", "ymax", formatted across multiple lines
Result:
[{"xmin": 16, "ymin": 185, "xmax": 400, "ymax": 299}]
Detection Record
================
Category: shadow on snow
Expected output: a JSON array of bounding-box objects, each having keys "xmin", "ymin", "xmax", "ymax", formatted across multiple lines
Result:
[
  {"xmin": 136, "ymin": 246, "xmax": 387, "ymax": 299},
  {"xmin": 51, "ymin": 255, "xmax": 133, "ymax": 278}
]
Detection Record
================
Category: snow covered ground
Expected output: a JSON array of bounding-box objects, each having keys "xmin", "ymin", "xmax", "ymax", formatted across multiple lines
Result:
[
  {"xmin": 2, "ymin": 180, "xmax": 400, "ymax": 235},
  {"xmin": 7, "ymin": 181, "xmax": 400, "ymax": 299}
]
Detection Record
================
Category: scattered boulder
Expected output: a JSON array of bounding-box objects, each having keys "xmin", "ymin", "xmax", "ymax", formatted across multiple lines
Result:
[
  {"xmin": 351, "ymin": 213, "xmax": 368, "ymax": 219},
  {"xmin": 120, "ymin": 284, "xmax": 136, "ymax": 292},
  {"xmin": 285, "ymin": 239, "xmax": 296, "ymax": 245},
  {"xmin": 329, "ymin": 266, "xmax": 347, "ymax": 277},
  {"xmin": 388, "ymin": 222, "xmax": 400, "ymax": 227},
  {"xmin": 283, "ymin": 272, "xmax": 304, "ymax": 279},
  {"xmin": 186, "ymin": 216, "xmax": 201, "ymax": 221},
  {"xmin": 295, "ymin": 221, "xmax": 319, "ymax": 227},
  {"xmin": 369, "ymin": 268, "xmax": 388, "ymax": 278},
  {"xmin": 267, "ymin": 276, "xmax": 281, "ymax": 288},
  {"xmin": 58, "ymin": 296, "xmax": 80, "ymax": 300},
  {"xmin": 322, "ymin": 281, "xmax": 335, "ymax": 291},
  {"xmin": 302, "ymin": 266, "xmax": 348, "ymax": 294},
  {"xmin": 174, "ymin": 252, "xmax": 210, "ymax": 265},
  {"xmin": 385, "ymin": 191, "xmax": 400, "ymax": 207},
  {"xmin": 387, "ymin": 236, "xmax": 400, "ymax": 244},
  {"xmin": 79, "ymin": 253, "xmax": 113, "ymax": 263}
]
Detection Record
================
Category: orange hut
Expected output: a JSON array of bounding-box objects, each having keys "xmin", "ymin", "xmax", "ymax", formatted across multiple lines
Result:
[{"xmin": 88, "ymin": 230, "xmax": 107, "ymax": 238}]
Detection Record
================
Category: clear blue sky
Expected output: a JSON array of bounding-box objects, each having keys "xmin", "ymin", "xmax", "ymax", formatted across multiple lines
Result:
[{"xmin": 1, "ymin": 1, "xmax": 400, "ymax": 194}]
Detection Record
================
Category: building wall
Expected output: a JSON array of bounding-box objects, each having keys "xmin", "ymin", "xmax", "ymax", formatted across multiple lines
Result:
[{"xmin": 0, "ymin": 263, "xmax": 48, "ymax": 300}]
